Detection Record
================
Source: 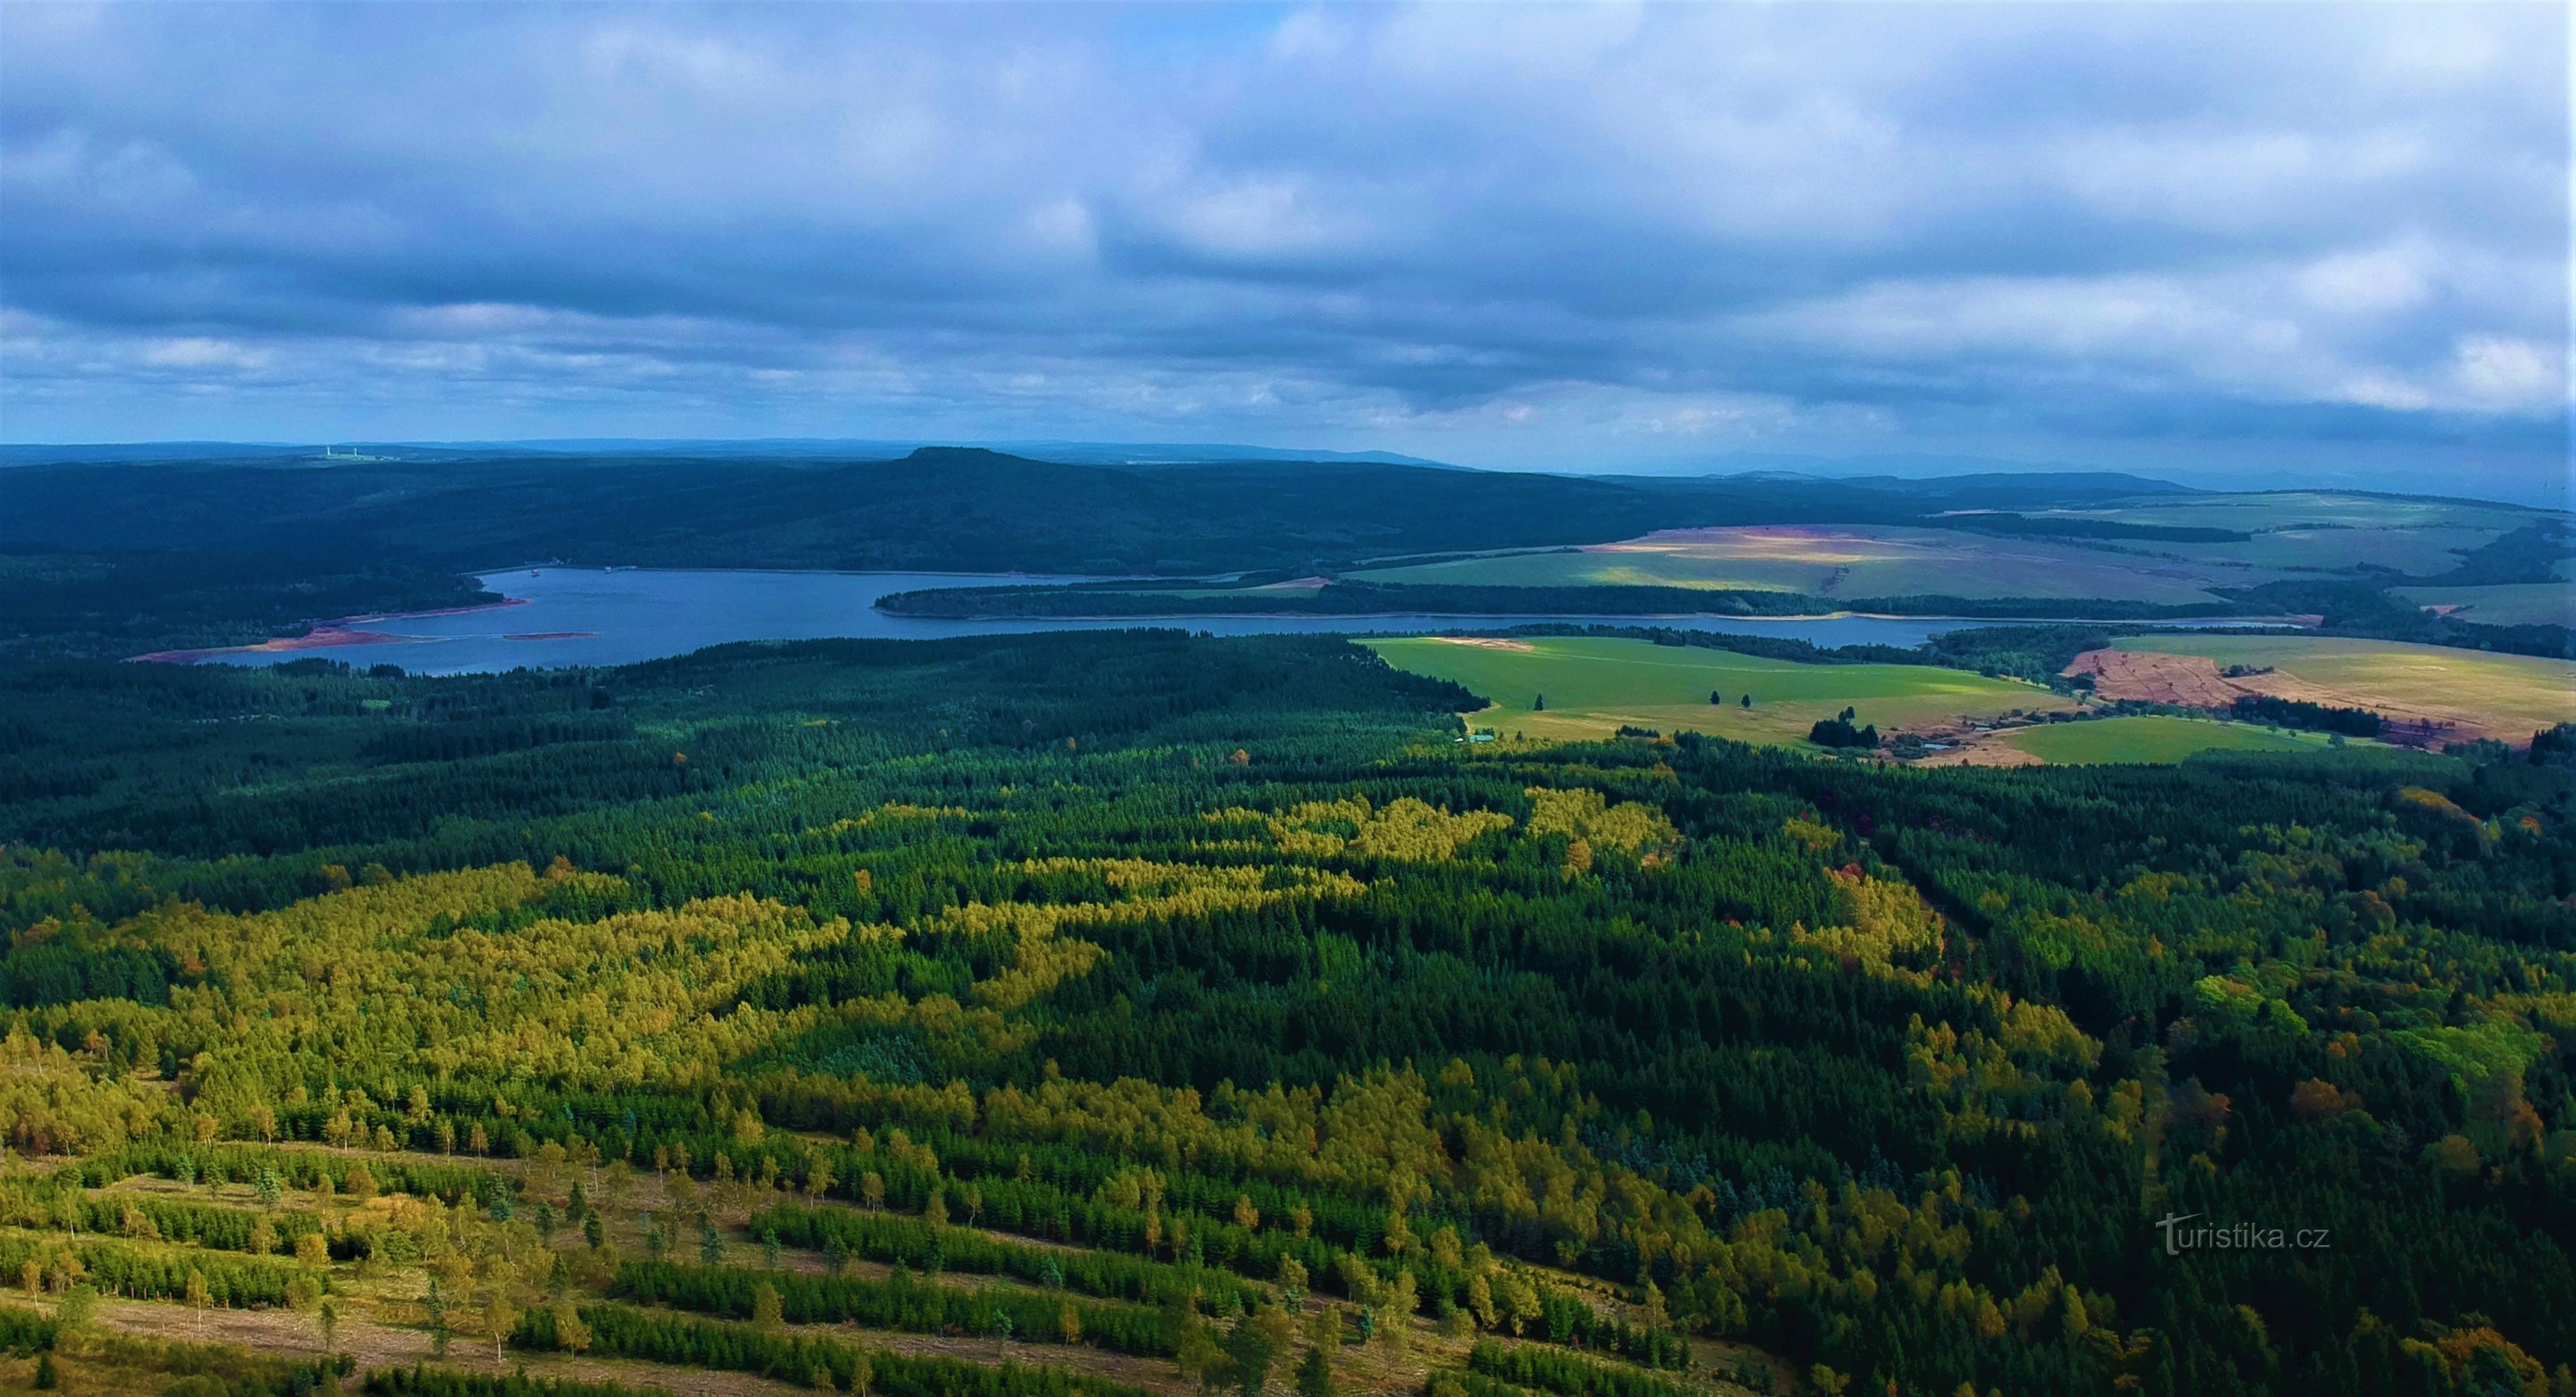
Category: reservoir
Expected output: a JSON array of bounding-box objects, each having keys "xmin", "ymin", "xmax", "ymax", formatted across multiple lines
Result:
[{"xmin": 187, "ymin": 567, "xmax": 2249, "ymax": 675}]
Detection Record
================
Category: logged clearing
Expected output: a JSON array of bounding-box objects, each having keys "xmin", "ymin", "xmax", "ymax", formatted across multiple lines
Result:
[
  {"xmin": 2101, "ymin": 634, "xmax": 2576, "ymax": 743},
  {"xmin": 1366, "ymin": 636, "xmax": 2072, "ymax": 744},
  {"xmin": 1906, "ymin": 735, "xmax": 2046, "ymax": 767},
  {"xmin": 43, "ymin": 1296, "xmax": 810, "ymax": 1395},
  {"xmin": 0, "ymin": 1124, "xmax": 1765, "ymax": 1397},
  {"xmin": 800, "ymin": 1322, "xmax": 1199, "ymax": 1396},
  {"xmin": 2065, "ymin": 648, "xmax": 2247, "ymax": 708},
  {"xmin": 1997, "ymin": 716, "xmax": 2333, "ymax": 765}
]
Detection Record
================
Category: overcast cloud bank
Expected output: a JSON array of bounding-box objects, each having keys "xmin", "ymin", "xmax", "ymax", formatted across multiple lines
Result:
[{"xmin": 1, "ymin": 3, "xmax": 2566, "ymax": 499}]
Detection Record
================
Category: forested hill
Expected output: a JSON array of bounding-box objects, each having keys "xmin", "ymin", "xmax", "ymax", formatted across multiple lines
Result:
[
  {"xmin": 0, "ymin": 631, "xmax": 2571, "ymax": 1395},
  {"xmin": 0, "ymin": 448, "xmax": 2182, "ymax": 578}
]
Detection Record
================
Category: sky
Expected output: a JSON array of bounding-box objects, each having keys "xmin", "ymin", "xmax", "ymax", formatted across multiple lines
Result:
[{"xmin": 1, "ymin": 3, "xmax": 2568, "ymax": 501}]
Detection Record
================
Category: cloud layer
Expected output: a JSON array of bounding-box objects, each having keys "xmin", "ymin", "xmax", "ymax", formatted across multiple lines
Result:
[{"xmin": 1, "ymin": 3, "xmax": 2566, "ymax": 491}]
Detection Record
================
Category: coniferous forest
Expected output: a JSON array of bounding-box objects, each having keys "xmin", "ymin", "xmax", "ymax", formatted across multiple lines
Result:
[{"xmin": 0, "ymin": 630, "xmax": 2570, "ymax": 1395}]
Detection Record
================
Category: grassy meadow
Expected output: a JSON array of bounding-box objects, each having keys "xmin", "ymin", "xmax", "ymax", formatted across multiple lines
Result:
[
  {"xmin": 2031, "ymin": 490, "xmax": 2537, "ymax": 536},
  {"xmin": 2395, "ymin": 582, "xmax": 2576, "ymax": 629},
  {"xmin": 1354, "ymin": 526, "xmax": 2270, "ymax": 604},
  {"xmin": 2148, "ymin": 526, "xmax": 2497, "ymax": 575},
  {"xmin": 1997, "ymin": 715, "xmax": 2336, "ymax": 765},
  {"xmin": 2114, "ymin": 633, "xmax": 2576, "ymax": 741},
  {"xmin": 1349, "ymin": 492, "xmax": 2553, "ymax": 609},
  {"xmin": 1364, "ymin": 635, "xmax": 2074, "ymax": 743},
  {"xmin": 2021, "ymin": 491, "xmax": 2552, "ymax": 576}
]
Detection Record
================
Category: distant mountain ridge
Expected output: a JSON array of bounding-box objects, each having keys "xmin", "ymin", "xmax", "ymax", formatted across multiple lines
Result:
[
  {"xmin": 9, "ymin": 438, "xmax": 2562, "ymax": 512},
  {"xmin": 0, "ymin": 437, "xmax": 1452, "ymax": 469},
  {"xmin": 0, "ymin": 445, "xmax": 2166, "ymax": 576},
  {"xmin": 1642, "ymin": 468, "xmax": 2195, "ymax": 504},
  {"xmin": 0, "ymin": 438, "xmax": 2199, "ymax": 494},
  {"xmin": 1, "ymin": 443, "xmax": 2542, "ymax": 583}
]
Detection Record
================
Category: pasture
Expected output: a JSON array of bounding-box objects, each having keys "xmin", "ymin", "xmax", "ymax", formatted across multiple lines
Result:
[
  {"xmin": 2015, "ymin": 492, "xmax": 2551, "ymax": 577},
  {"xmin": 2148, "ymin": 526, "xmax": 2496, "ymax": 576},
  {"xmin": 1348, "ymin": 491, "xmax": 2554, "ymax": 606},
  {"xmin": 2113, "ymin": 633, "xmax": 2576, "ymax": 742},
  {"xmin": 1997, "ymin": 715, "xmax": 2334, "ymax": 765},
  {"xmin": 1364, "ymin": 635, "xmax": 2074, "ymax": 743},
  {"xmin": 1355, "ymin": 526, "xmax": 2269, "ymax": 605},
  {"xmin": 2031, "ymin": 490, "xmax": 2537, "ymax": 536},
  {"xmin": 2395, "ymin": 582, "xmax": 2576, "ymax": 629}
]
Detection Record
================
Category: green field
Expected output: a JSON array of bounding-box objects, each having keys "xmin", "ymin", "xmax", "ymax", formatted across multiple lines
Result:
[
  {"xmin": 1346, "ymin": 491, "xmax": 2562, "ymax": 607},
  {"xmin": 2033, "ymin": 490, "xmax": 2537, "ymax": 535},
  {"xmin": 2149, "ymin": 525, "xmax": 2496, "ymax": 575},
  {"xmin": 1354, "ymin": 525, "xmax": 2273, "ymax": 604},
  {"xmin": 2115, "ymin": 633, "xmax": 2576, "ymax": 740},
  {"xmin": 1998, "ymin": 715, "xmax": 2334, "ymax": 765},
  {"xmin": 2395, "ymin": 582, "xmax": 2576, "ymax": 629},
  {"xmin": 2022, "ymin": 491, "xmax": 2555, "ymax": 576},
  {"xmin": 1356, "ymin": 492, "xmax": 2543, "ymax": 603},
  {"xmin": 1364, "ymin": 635, "xmax": 2074, "ymax": 743}
]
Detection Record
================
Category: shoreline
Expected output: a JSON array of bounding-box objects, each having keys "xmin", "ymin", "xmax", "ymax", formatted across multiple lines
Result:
[
  {"xmin": 470, "ymin": 563, "xmax": 1113, "ymax": 583},
  {"xmin": 127, "ymin": 560, "xmax": 2325, "ymax": 669},
  {"xmin": 338, "ymin": 595, "xmax": 531, "ymax": 624},
  {"xmin": 129, "ymin": 595, "xmax": 533, "ymax": 664},
  {"xmin": 472, "ymin": 564, "xmax": 2318, "ymax": 628},
  {"xmin": 870, "ymin": 606, "xmax": 2318, "ymax": 626},
  {"xmin": 131, "ymin": 624, "xmax": 425, "ymax": 664}
]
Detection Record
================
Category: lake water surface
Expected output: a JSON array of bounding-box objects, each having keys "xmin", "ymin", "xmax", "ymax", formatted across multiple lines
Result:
[{"xmin": 197, "ymin": 568, "xmax": 2239, "ymax": 675}]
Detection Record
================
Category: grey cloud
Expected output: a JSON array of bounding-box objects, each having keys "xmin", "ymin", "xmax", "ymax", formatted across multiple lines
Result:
[{"xmin": 0, "ymin": 2, "xmax": 2563, "ymax": 488}]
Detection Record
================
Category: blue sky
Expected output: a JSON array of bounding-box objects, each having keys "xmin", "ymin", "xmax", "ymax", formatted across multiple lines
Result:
[{"xmin": 1, "ymin": 3, "xmax": 2566, "ymax": 498}]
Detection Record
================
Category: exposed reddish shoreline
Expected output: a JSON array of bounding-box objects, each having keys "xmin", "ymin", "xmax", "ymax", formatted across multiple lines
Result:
[
  {"xmin": 340, "ymin": 597, "xmax": 530, "ymax": 624},
  {"xmin": 132, "ymin": 625, "xmax": 417, "ymax": 663},
  {"xmin": 129, "ymin": 596, "xmax": 531, "ymax": 664}
]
